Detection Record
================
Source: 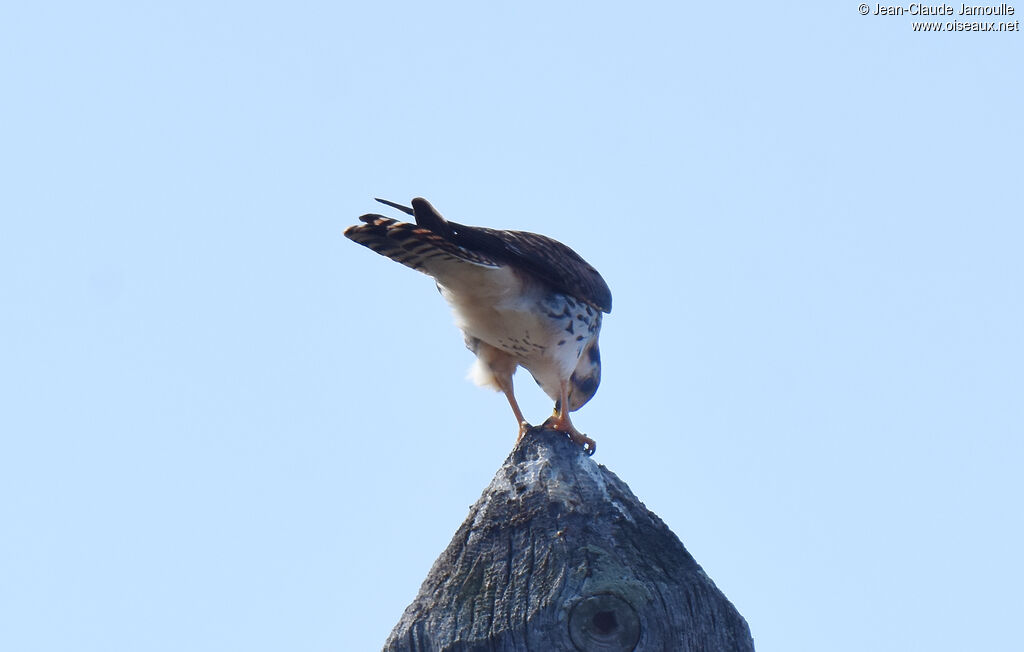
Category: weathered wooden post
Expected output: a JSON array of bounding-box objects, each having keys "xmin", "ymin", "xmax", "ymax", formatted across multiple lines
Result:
[{"xmin": 384, "ymin": 427, "xmax": 755, "ymax": 651}]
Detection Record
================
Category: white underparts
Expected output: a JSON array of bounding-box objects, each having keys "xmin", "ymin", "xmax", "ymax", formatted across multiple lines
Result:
[{"xmin": 434, "ymin": 266, "xmax": 597, "ymax": 405}]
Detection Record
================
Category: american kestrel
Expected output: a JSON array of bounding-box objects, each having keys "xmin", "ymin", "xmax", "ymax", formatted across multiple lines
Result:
[{"xmin": 344, "ymin": 198, "xmax": 611, "ymax": 454}]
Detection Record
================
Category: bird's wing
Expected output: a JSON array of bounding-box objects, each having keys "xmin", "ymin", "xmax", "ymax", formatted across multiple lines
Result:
[
  {"xmin": 349, "ymin": 198, "xmax": 612, "ymax": 314},
  {"xmin": 456, "ymin": 225, "xmax": 613, "ymax": 314},
  {"xmin": 406, "ymin": 197, "xmax": 612, "ymax": 313},
  {"xmin": 344, "ymin": 214, "xmax": 501, "ymax": 278}
]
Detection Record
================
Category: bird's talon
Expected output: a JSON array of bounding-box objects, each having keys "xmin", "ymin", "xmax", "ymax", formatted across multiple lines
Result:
[
  {"xmin": 574, "ymin": 434, "xmax": 597, "ymax": 456},
  {"xmin": 516, "ymin": 421, "xmax": 532, "ymax": 443},
  {"xmin": 540, "ymin": 415, "xmax": 597, "ymax": 455}
]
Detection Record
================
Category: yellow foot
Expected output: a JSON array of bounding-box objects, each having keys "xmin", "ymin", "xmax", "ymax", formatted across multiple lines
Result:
[
  {"xmin": 541, "ymin": 416, "xmax": 597, "ymax": 456},
  {"xmin": 516, "ymin": 421, "xmax": 532, "ymax": 443}
]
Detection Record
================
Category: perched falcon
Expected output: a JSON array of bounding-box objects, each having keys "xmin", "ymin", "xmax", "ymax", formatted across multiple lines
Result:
[{"xmin": 344, "ymin": 197, "xmax": 611, "ymax": 454}]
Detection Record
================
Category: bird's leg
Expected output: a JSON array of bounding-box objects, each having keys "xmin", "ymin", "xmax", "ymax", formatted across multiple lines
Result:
[
  {"xmin": 542, "ymin": 380, "xmax": 597, "ymax": 455},
  {"xmin": 495, "ymin": 373, "xmax": 531, "ymax": 442}
]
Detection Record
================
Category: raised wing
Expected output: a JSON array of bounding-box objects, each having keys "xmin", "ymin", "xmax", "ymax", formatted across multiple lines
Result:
[
  {"xmin": 459, "ymin": 224, "xmax": 613, "ymax": 314},
  {"xmin": 344, "ymin": 213, "xmax": 501, "ymax": 275},
  {"xmin": 364, "ymin": 198, "xmax": 612, "ymax": 313}
]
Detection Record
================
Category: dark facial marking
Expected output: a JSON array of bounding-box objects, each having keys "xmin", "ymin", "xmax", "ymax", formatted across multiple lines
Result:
[{"xmin": 573, "ymin": 375, "xmax": 599, "ymax": 399}]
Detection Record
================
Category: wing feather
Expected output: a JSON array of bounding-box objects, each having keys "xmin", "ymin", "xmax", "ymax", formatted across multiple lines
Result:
[
  {"xmin": 348, "ymin": 198, "xmax": 612, "ymax": 314},
  {"xmin": 454, "ymin": 225, "xmax": 612, "ymax": 313},
  {"xmin": 343, "ymin": 214, "xmax": 500, "ymax": 275}
]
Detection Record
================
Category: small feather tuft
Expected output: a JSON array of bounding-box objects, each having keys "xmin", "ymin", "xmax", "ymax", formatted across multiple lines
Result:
[{"xmin": 468, "ymin": 358, "xmax": 502, "ymax": 391}]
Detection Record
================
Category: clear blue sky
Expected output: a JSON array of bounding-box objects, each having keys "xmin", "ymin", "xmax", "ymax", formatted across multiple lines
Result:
[{"xmin": 2, "ymin": 3, "xmax": 1021, "ymax": 651}]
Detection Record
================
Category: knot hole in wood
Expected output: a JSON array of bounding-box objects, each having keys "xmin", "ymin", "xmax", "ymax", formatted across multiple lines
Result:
[{"xmin": 568, "ymin": 593, "xmax": 641, "ymax": 651}]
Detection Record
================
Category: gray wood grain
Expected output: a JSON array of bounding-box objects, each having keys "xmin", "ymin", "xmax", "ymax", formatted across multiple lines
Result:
[{"xmin": 384, "ymin": 427, "xmax": 754, "ymax": 651}]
